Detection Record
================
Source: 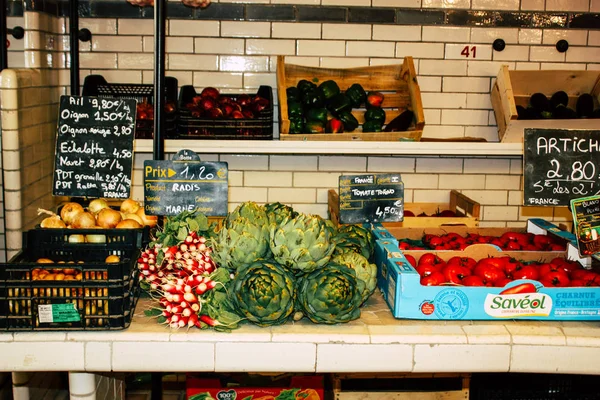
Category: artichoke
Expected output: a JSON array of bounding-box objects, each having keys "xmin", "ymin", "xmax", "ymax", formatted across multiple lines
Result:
[
  {"xmin": 333, "ymin": 224, "xmax": 375, "ymax": 260},
  {"xmin": 211, "ymin": 217, "xmax": 271, "ymax": 271},
  {"xmin": 270, "ymin": 213, "xmax": 336, "ymax": 275},
  {"xmin": 230, "ymin": 260, "xmax": 296, "ymax": 327},
  {"xmin": 297, "ymin": 263, "xmax": 365, "ymax": 324},
  {"xmin": 264, "ymin": 202, "xmax": 297, "ymax": 226},
  {"xmin": 332, "ymin": 251, "xmax": 377, "ymax": 304},
  {"xmin": 226, "ymin": 201, "xmax": 268, "ymax": 227}
]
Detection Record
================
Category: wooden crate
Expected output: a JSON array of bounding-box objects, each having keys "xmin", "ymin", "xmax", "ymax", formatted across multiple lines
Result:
[
  {"xmin": 328, "ymin": 189, "xmax": 479, "ymax": 228},
  {"xmin": 332, "ymin": 373, "xmax": 470, "ymax": 400},
  {"xmin": 276, "ymin": 56, "xmax": 425, "ymax": 141},
  {"xmin": 491, "ymin": 66, "xmax": 600, "ymax": 143}
]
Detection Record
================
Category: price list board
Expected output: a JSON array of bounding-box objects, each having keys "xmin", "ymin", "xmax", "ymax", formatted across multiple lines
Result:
[
  {"xmin": 53, "ymin": 96, "xmax": 136, "ymax": 199},
  {"xmin": 338, "ymin": 173, "xmax": 404, "ymax": 224},
  {"xmin": 571, "ymin": 196, "xmax": 600, "ymax": 257},
  {"xmin": 524, "ymin": 129, "xmax": 600, "ymax": 207}
]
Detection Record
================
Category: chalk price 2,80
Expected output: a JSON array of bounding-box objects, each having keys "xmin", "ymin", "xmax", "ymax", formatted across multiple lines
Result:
[{"xmin": 533, "ymin": 159, "xmax": 600, "ymax": 196}]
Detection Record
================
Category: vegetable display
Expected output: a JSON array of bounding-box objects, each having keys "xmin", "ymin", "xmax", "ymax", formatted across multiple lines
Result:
[
  {"xmin": 517, "ymin": 91, "xmax": 600, "ymax": 120},
  {"xmin": 139, "ymin": 202, "xmax": 377, "ymax": 331}
]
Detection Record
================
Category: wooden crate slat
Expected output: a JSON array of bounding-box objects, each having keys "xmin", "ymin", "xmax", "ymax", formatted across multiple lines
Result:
[{"xmin": 509, "ymin": 70, "xmax": 599, "ymax": 96}]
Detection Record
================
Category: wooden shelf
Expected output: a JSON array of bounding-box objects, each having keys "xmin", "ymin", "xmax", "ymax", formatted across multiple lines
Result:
[{"xmin": 134, "ymin": 139, "xmax": 524, "ymax": 156}]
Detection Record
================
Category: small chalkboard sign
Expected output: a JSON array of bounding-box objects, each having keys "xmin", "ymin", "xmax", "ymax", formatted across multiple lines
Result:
[
  {"xmin": 571, "ymin": 195, "xmax": 600, "ymax": 257},
  {"xmin": 524, "ymin": 129, "xmax": 600, "ymax": 207},
  {"xmin": 53, "ymin": 96, "xmax": 136, "ymax": 199},
  {"xmin": 143, "ymin": 150, "xmax": 228, "ymax": 216},
  {"xmin": 338, "ymin": 173, "xmax": 404, "ymax": 224}
]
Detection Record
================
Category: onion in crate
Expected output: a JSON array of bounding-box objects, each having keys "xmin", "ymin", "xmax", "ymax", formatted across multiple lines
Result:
[{"xmin": 60, "ymin": 202, "xmax": 84, "ymax": 226}]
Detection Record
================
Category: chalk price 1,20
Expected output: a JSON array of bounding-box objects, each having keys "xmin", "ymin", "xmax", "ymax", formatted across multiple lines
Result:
[{"xmin": 533, "ymin": 158, "xmax": 600, "ymax": 197}]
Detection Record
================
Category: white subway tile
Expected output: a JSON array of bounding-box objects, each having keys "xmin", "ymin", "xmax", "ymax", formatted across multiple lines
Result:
[
  {"xmin": 317, "ymin": 188, "xmax": 329, "ymax": 203},
  {"xmin": 246, "ymin": 39, "xmax": 295, "ymax": 55},
  {"xmin": 271, "ymin": 155, "xmax": 318, "ymax": 171},
  {"xmin": 493, "ymin": 45, "xmax": 530, "ymax": 61},
  {"xmin": 416, "ymin": 157, "xmax": 463, "ymax": 173},
  {"xmin": 422, "ymin": 92, "xmax": 467, "ymax": 109},
  {"xmin": 280, "ymin": 56, "xmax": 320, "ymax": 67},
  {"xmin": 194, "ymin": 38, "xmax": 244, "ymax": 55},
  {"xmin": 530, "ymin": 46, "xmax": 565, "ymax": 62},
  {"xmin": 169, "ymin": 54, "xmax": 217, "ymax": 70},
  {"xmin": 323, "ymin": 24, "xmax": 371, "ymax": 40},
  {"xmin": 422, "ymin": 125, "xmax": 465, "ymax": 139},
  {"xmin": 272, "ymin": 23, "xmax": 321, "ymax": 39},
  {"xmin": 163, "ymin": 37, "xmax": 194, "ymax": 53},
  {"xmin": 520, "ymin": 0, "xmax": 544, "ymax": 10},
  {"xmin": 441, "ymin": 109, "xmax": 489, "ymax": 125},
  {"xmin": 229, "ymin": 187, "xmax": 268, "ymax": 203},
  {"xmin": 317, "ymin": 344, "xmax": 412, "ymax": 373},
  {"xmin": 424, "ymin": 109, "xmax": 441, "ymax": 124},
  {"xmin": 472, "ymin": 0, "xmax": 519, "ymax": 9},
  {"xmin": 543, "ymin": 30, "xmax": 588, "ymax": 46},
  {"xmin": 439, "ymin": 174, "xmax": 486, "ymax": 189},
  {"xmin": 546, "ymin": 0, "xmax": 589, "ymax": 11},
  {"xmin": 369, "ymin": 58, "xmax": 404, "ymax": 66},
  {"xmin": 445, "ymin": 43, "xmax": 492, "ymax": 60},
  {"xmin": 80, "ymin": 53, "xmax": 117, "ymax": 69},
  {"xmin": 245, "ymin": 171, "xmax": 292, "ymax": 187},
  {"xmin": 467, "ymin": 61, "xmax": 515, "ymax": 76},
  {"xmin": 221, "ymin": 21, "xmax": 271, "ymax": 38},
  {"xmin": 228, "ymin": 171, "xmax": 243, "ymax": 186},
  {"xmin": 509, "ymin": 159, "xmax": 523, "ymax": 175},
  {"xmin": 323, "ymin": 0, "xmax": 370, "ymax": 5},
  {"xmin": 81, "ymin": 18, "xmax": 117, "ymax": 34},
  {"xmin": 268, "ymin": 188, "xmax": 316, "ymax": 203},
  {"xmin": 372, "ymin": 25, "xmax": 421, "ymax": 42},
  {"xmin": 483, "ymin": 205, "xmax": 519, "ymax": 221},
  {"xmin": 422, "ymin": 27, "xmax": 470, "ymax": 43},
  {"xmin": 347, "ymin": 41, "xmax": 395, "ymax": 57},
  {"xmin": 566, "ymin": 47, "xmax": 600, "ymax": 63},
  {"xmin": 488, "ymin": 110, "xmax": 496, "ymax": 125},
  {"xmin": 540, "ymin": 62, "xmax": 586, "ymax": 70},
  {"xmin": 170, "ymin": 20, "xmax": 219, "ymax": 37},
  {"xmin": 461, "ymin": 190, "xmax": 508, "ymax": 205},
  {"xmin": 515, "ymin": 62, "xmax": 541, "ymax": 70},
  {"xmin": 118, "ymin": 53, "xmax": 153, "ymax": 70},
  {"xmin": 466, "ymin": 93, "xmax": 492, "ymax": 109},
  {"xmin": 221, "ymin": 154, "xmax": 269, "ymax": 170},
  {"xmin": 367, "ymin": 157, "xmax": 416, "ymax": 172},
  {"xmin": 402, "ymin": 173, "xmax": 439, "ymax": 189},
  {"xmin": 118, "ymin": 19, "xmax": 154, "ymax": 35},
  {"xmin": 485, "ymin": 175, "xmax": 521, "ymax": 190},
  {"xmin": 470, "ymin": 28, "xmax": 519, "ymax": 44},
  {"xmin": 219, "ymin": 56, "xmax": 269, "ymax": 72},
  {"xmin": 589, "ymin": 31, "xmax": 600, "ymax": 46},
  {"xmin": 243, "ymin": 73, "xmax": 277, "ymax": 89},
  {"xmin": 396, "ymin": 42, "xmax": 444, "ymax": 59},
  {"xmin": 92, "ymin": 36, "xmax": 142, "ymax": 52},
  {"xmin": 518, "ymin": 29, "xmax": 542, "ymax": 44},
  {"xmin": 468, "ymin": 126, "xmax": 499, "ymax": 141},
  {"xmin": 373, "ymin": 0, "xmax": 420, "ymax": 6},
  {"xmin": 292, "ymin": 203, "xmax": 328, "ymax": 217},
  {"xmin": 413, "ymin": 189, "xmax": 455, "ymax": 203},
  {"xmin": 319, "ymin": 156, "xmax": 367, "ymax": 172},
  {"xmin": 293, "ymin": 172, "xmax": 341, "ymax": 188},
  {"xmin": 297, "ymin": 40, "xmax": 345, "ymax": 57},
  {"xmin": 417, "ymin": 76, "xmax": 442, "ymax": 92},
  {"xmin": 587, "ymin": 63, "xmax": 600, "ymax": 70},
  {"xmin": 193, "ymin": 71, "xmax": 243, "ymax": 88},
  {"xmin": 414, "ymin": 345, "xmax": 509, "ymax": 371},
  {"xmin": 592, "ymin": 0, "xmax": 600, "ymax": 11},
  {"xmin": 508, "ymin": 190, "xmax": 523, "ymax": 205},
  {"xmin": 422, "ymin": 0, "xmax": 470, "ymax": 7},
  {"xmin": 320, "ymin": 58, "xmax": 371, "ymax": 68},
  {"xmin": 420, "ymin": 60, "xmax": 467, "ymax": 76},
  {"xmin": 464, "ymin": 158, "xmax": 510, "ymax": 174}
]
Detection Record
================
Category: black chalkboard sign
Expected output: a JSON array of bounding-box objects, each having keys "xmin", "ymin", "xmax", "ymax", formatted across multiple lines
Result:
[
  {"xmin": 338, "ymin": 174, "xmax": 404, "ymax": 224},
  {"xmin": 143, "ymin": 150, "xmax": 228, "ymax": 216},
  {"xmin": 53, "ymin": 96, "xmax": 136, "ymax": 199},
  {"xmin": 524, "ymin": 129, "xmax": 600, "ymax": 207}
]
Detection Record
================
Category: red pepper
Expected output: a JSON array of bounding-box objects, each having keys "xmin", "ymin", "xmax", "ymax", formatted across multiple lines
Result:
[
  {"xmin": 326, "ymin": 118, "xmax": 344, "ymax": 133},
  {"xmin": 500, "ymin": 283, "xmax": 537, "ymax": 295},
  {"xmin": 366, "ymin": 91, "xmax": 384, "ymax": 107}
]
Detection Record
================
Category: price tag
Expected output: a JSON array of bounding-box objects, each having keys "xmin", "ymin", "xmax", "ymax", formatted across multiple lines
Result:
[
  {"xmin": 53, "ymin": 95, "xmax": 136, "ymax": 199},
  {"xmin": 524, "ymin": 129, "xmax": 600, "ymax": 207},
  {"xmin": 338, "ymin": 173, "xmax": 404, "ymax": 224},
  {"xmin": 571, "ymin": 195, "xmax": 600, "ymax": 257},
  {"xmin": 37, "ymin": 303, "xmax": 81, "ymax": 323}
]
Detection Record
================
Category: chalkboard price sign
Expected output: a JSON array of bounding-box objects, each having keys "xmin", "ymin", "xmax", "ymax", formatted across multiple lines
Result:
[
  {"xmin": 338, "ymin": 173, "xmax": 404, "ymax": 224},
  {"xmin": 144, "ymin": 150, "xmax": 228, "ymax": 216},
  {"xmin": 53, "ymin": 95, "xmax": 136, "ymax": 199},
  {"xmin": 524, "ymin": 129, "xmax": 600, "ymax": 207}
]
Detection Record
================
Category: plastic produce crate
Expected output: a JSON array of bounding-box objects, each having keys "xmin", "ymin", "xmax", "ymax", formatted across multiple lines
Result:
[
  {"xmin": 0, "ymin": 228, "xmax": 143, "ymax": 331},
  {"xmin": 82, "ymin": 74, "xmax": 178, "ymax": 139},
  {"xmin": 177, "ymin": 85, "xmax": 273, "ymax": 140},
  {"xmin": 277, "ymin": 56, "xmax": 425, "ymax": 141},
  {"xmin": 491, "ymin": 66, "xmax": 600, "ymax": 142}
]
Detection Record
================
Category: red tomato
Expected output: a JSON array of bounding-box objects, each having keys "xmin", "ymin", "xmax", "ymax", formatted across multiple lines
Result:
[
  {"xmin": 539, "ymin": 263, "xmax": 561, "ymax": 277},
  {"xmin": 474, "ymin": 263, "xmax": 505, "ymax": 285},
  {"xmin": 540, "ymin": 270, "xmax": 570, "ymax": 287},
  {"xmin": 500, "ymin": 231, "xmax": 531, "ymax": 245},
  {"xmin": 510, "ymin": 265, "xmax": 540, "ymax": 281},
  {"xmin": 494, "ymin": 278, "xmax": 514, "ymax": 288},
  {"xmin": 418, "ymin": 253, "xmax": 446, "ymax": 268},
  {"xmin": 416, "ymin": 264, "xmax": 442, "ymax": 278},
  {"xmin": 404, "ymin": 254, "xmax": 417, "ymax": 268},
  {"xmin": 446, "ymin": 256, "xmax": 477, "ymax": 270},
  {"xmin": 420, "ymin": 271, "xmax": 445, "ymax": 286},
  {"xmin": 442, "ymin": 265, "xmax": 472, "ymax": 284},
  {"xmin": 462, "ymin": 275, "xmax": 486, "ymax": 286},
  {"xmin": 500, "ymin": 256, "xmax": 521, "ymax": 275}
]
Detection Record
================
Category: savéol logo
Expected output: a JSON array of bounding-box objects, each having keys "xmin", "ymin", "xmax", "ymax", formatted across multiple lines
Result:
[{"xmin": 484, "ymin": 293, "xmax": 552, "ymax": 317}]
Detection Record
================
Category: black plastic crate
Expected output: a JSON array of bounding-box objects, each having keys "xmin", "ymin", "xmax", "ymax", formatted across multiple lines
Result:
[
  {"xmin": 470, "ymin": 373, "xmax": 600, "ymax": 400},
  {"xmin": 82, "ymin": 74, "xmax": 178, "ymax": 139},
  {"xmin": 0, "ymin": 229, "xmax": 142, "ymax": 331},
  {"xmin": 177, "ymin": 85, "xmax": 273, "ymax": 140}
]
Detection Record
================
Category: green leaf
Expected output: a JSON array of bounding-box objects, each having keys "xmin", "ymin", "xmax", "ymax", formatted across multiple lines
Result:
[
  {"xmin": 188, "ymin": 218, "xmax": 200, "ymax": 233},
  {"xmin": 188, "ymin": 393, "xmax": 216, "ymax": 400},
  {"xmin": 177, "ymin": 226, "xmax": 188, "ymax": 241},
  {"xmin": 144, "ymin": 308, "xmax": 162, "ymax": 317},
  {"xmin": 241, "ymin": 396, "xmax": 253, "ymax": 400},
  {"xmin": 157, "ymin": 316, "xmax": 166, "ymax": 324},
  {"xmin": 275, "ymin": 388, "xmax": 299, "ymax": 400}
]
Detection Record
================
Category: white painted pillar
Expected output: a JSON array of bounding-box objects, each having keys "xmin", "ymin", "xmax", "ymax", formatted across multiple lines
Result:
[
  {"xmin": 68, "ymin": 372, "xmax": 96, "ymax": 400},
  {"xmin": 11, "ymin": 372, "xmax": 32, "ymax": 400}
]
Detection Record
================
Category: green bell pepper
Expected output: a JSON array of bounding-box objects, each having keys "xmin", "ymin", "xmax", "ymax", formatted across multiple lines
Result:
[
  {"xmin": 362, "ymin": 120, "xmax": 383, "ymax": 132},
  {"xmin": 306, "ymin": 107, "xmax": 328, "ymax": 123},
  {"xmin": 287, "ymin": 100, "xmax": 303, "ymax": 119},
  {"xmin": 318, "ymin": 80, "xmax": 340, "ymax": 101},
  {"xmin": 338, "ymin": 111, "xmax": 359, "ymax": 132},
  {"xmin": 306, "ymin": 120, "xmax": 326, "ymax": 133},
  {"xmin": 345, "ymin": 83, "xmax": 366, "ymax": 108},
  {"xmin": 302, "ymin": 90, "xmax": 324, "ymax": 109},
  {"xmin": 286, "ymin": 87, "xmax": 301, "ymax": 102},
  {"xmin": 326, "ymin": 94, "xmax": 352, "ymax": 116},
  {"xmin": 297, "ymin": 79, "xmax": 317, "ymax": 93},
  {"xmin": 364, "ymin": 107, "xmax": 386, "ymax": 124},
  {"xmin": 289, "ymin": 117, "xmax": 305, "ymax": 134}
]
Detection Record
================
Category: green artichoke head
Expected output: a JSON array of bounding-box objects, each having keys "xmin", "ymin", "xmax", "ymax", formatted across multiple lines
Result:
[
  {"xmin": 226, "ymin": 201, "xmax": 268, "ymax": 227},
  {"xmin": 269, "ymin": 213, "xmax": 336, "ymax": 275},
  {"xmin": 297, "ymin": 263, "xmax": 364, "ymax": 324},
  {"xmin": 332, "ymin": 251, "xmax": 377, "ymax": 304},
  {"xmin": 230, "ymin": 260, "xmax": 296, "ymax": 327},
  {"xmin": 264, "ymin": 202, "xmax": 298, "ymax": 226},
  {"xmin": 210, "ymin": 217, "xmax": 271, "ymax": 271},
  {"xmin": 333, "ymin": 224, "xmax": 375, "ymax": 260}
]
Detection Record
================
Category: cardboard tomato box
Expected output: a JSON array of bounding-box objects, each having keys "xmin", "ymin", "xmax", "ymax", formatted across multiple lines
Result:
[
  {"xmin": 186, "ymin": 374, "xmax": 324, "ymax": 400},
  {"xmin": 374, "ymin": 239, "xmax": 600, "ymax": 321}
]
